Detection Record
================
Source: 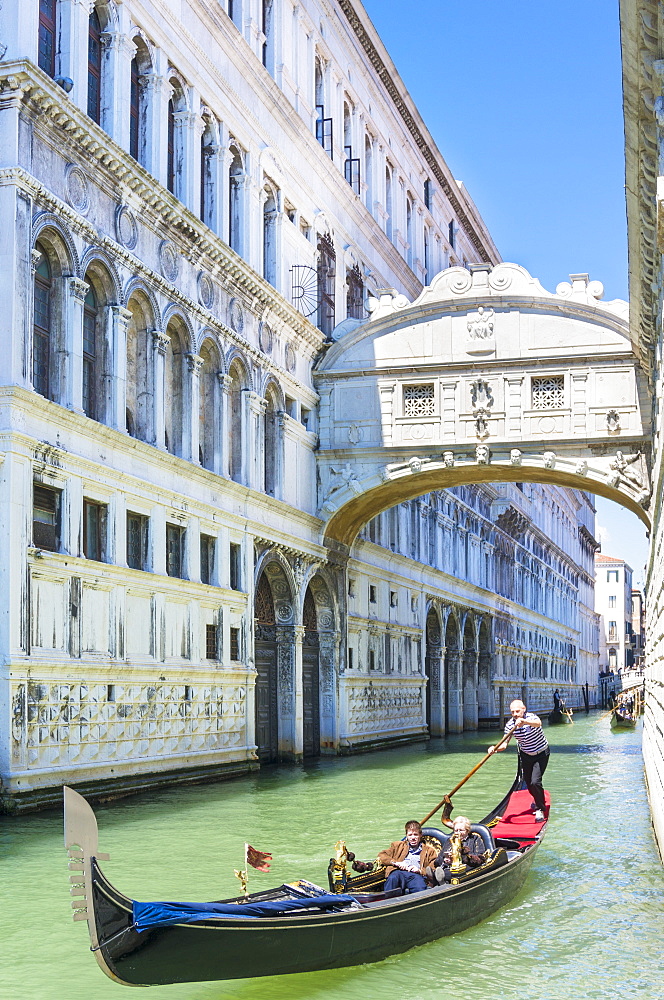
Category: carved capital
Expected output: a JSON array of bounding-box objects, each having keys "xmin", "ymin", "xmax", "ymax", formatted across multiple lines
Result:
[
  {"xmin": 151, "ymin": 329, "xmax": 169, "ymax": 355},
  {"xmin": 186, "ymin": 353, "xmax": 203, "ymax": 376},
  {"xmin": 112, "ymin": 305, "xmax": 133, "ymax": 326},
  {"xmin": 67, "ymin": 277, "xmax": 89, "ymax": 302},
  {"xmin": 31, "ymin": 248, "xmax": 43, "ymax": 274}
]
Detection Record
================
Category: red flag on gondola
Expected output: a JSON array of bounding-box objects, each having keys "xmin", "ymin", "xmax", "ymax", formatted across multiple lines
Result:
[{"xmin": 246, "ymin": 844, "xmax": 272, "ymax": 872}]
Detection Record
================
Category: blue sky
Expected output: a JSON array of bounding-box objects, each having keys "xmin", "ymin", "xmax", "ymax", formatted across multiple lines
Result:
[{"xmin": 360, "ymin": 0, "xmax": 648, "ymax": 582}]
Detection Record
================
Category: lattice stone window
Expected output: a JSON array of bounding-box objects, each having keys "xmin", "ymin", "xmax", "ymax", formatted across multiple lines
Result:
[
  {"xmin": 403, "ymin": 383, "xmax": 435, "ymax": 417},
  {"xmin": 531, "ymin": 375, "xmax": 564, "ymax": 409}
]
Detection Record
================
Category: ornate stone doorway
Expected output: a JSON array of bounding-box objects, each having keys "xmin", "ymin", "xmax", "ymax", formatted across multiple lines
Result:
[
  {"xmin": 254, "ymin": 573, "xmax": 278, "ymax": 762},
  {"xmin": 302, "ymin": 588, "xmax": 321, "ymax": 758}
]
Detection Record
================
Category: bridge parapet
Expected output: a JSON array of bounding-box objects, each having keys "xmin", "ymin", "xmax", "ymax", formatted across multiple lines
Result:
[{"xmin": 315, "ymin": 263, "xmax": 651, "ymax": 545}]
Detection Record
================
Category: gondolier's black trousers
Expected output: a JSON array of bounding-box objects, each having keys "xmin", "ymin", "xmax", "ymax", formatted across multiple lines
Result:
[{"xmin": 519, "ymin": 748, "xmax": 549, "ymax": 812}]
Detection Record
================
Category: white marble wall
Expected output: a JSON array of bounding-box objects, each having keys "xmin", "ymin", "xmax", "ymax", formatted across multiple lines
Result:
[{"xmin": 0, "ymin": 1, "xmax": 597, "ymax": 808}]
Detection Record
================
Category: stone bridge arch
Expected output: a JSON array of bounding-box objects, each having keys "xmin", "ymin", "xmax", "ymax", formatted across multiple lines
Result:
[{"xmin": 315, "ymin": 263, "xmax": 651, "ymax": 547}]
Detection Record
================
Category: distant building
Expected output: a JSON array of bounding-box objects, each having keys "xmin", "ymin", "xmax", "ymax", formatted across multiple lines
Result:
[
  {"xmin": 631, "ymin": 589, "xmax": 646, "ymax": 671},
  {"xmin": 595, "ymin": 554, "xmax": 634, "ymax": 675}
]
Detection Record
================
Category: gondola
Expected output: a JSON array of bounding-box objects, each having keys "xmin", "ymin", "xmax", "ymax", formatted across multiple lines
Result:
[
  {"xmin": 547, "ymin": 707, "xmax": 573, "ymax": 725},
  {"xmin": 611, "ymin": 707, "xmax": 637, "ymax": 730},
  {"xmin": 64, "ymin": 766, "xmax": 549, "ymax": 987}
]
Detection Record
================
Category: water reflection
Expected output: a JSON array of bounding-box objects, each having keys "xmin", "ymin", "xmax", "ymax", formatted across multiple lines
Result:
[{"xmin": 1, "ymin": 715, "xmax": 660, "ymax": 1000}]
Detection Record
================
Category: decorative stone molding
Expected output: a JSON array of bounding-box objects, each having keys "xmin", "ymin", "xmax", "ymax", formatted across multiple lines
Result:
[
  {"xmin": 186, "ymin": 354, "xmax": 204, "ymax": 376},
  {"xmin": 197, "ymin": 271, "xmax": 215, "ymax": 310},
  {"xmin": 151, "ymin": 329, "xmax": 169, "ymax": 355},
  {"xmin": 0, "ymin": 62, "xmax": 322, "ymax": 350},
  {"xmin": 159, "ymin": 240, "xmax": 179, "ymax": 282},
  {"xmin": 67, "ymin": 277, "xmax": 90, "ymax": 302},
  {"xmin": 259, "ymin": 321, "xmax": 273, "ymax": 354},
  {"xmin": 65, "ymin": 163, "xmax": 90, "ymax": 214},
  {"xmin": 228, "ymin": 298, "xmax": 244, "ymax": 333},
  {"xmin": 284, "ymin": 341, "xmax": 297, "ymax": 372},
  {"xmin": 115, "ymin": 205, "xmax": 138, "ymax": 250}
]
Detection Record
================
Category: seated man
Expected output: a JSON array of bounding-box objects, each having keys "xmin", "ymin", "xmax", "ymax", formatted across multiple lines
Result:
[
  {"xmin": 429, "ymin": 816, "xmax": 486, "ymax": 884},
  {"xmin": 377, "ymin": 820, "xmax": 438, "ymax": 894}
]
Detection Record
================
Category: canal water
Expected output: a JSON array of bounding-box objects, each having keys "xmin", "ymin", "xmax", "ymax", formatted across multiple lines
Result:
[{"xmin": 1, "ymin": 714, "xmax": 661, "ymax": 1000}]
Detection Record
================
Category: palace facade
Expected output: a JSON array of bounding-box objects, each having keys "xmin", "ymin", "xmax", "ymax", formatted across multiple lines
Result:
[{"xmin": 0, "ymin": 0, "xmax": 599, "ymax": 811}]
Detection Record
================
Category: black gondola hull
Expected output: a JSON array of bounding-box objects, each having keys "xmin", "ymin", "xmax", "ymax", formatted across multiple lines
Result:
[{"xmin": 91, "ymin": 841, "xmax": 539, "ymax": 985}]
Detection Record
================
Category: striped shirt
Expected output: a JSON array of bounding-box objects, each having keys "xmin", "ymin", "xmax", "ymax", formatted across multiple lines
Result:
[{"xmin": 504, "ymin": 713, "xmax": 549, "ymax": 754}]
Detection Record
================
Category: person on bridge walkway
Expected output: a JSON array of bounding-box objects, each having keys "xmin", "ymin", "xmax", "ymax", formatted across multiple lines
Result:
[
  {"xmin": 488, "ymin": 700, "xmax": 550, "ymax": 822},
  {"xmin": 377, "ymin": 820, "xmax": 437, "ymax": 894}
]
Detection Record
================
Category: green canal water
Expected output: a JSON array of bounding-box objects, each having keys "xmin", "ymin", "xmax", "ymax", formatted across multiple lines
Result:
[{"xmin": 1, "ymin": 714, "xmax": 661, "ymax": 1000}]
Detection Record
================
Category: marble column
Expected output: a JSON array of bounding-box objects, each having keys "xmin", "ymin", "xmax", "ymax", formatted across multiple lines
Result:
[
  {"xmin": 217, "ymin": 372, "xmax": 232, "ymax": 477},
  {"xmin": 107, "ymin": 305, "xmax": 131, "ymax": 432},
  {"xmin": 139, "ymin": 73, "xmax": 168, "ymax": 179},
  {"xmin": 62, "ymin": 276, "xmax": 89, "ymax": 413},
  {"xmin": 151, "ymin": 329, "xmax": 169, "ymax": 449},
  {"xmin": 183, "ymin": 353, "xmax": 203, "ymax": 463}
]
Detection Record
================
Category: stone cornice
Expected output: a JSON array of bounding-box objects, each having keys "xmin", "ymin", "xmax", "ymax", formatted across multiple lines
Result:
[
  {"xmin": 336, "ymin": 1, "xmax": 500, "ymax": 266},
  {"xmin": 0, "ymin": 61, "xmax": 324, "ymax": 353},
  {"xmin": 620, "ymin": 0, "xmax": 660, "ymax": 376}
]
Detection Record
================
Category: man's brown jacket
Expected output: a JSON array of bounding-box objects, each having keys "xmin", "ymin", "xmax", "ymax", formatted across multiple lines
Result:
[{"xmin": 377, "ymin": 840, "xmax": 438, "ymax": 878}]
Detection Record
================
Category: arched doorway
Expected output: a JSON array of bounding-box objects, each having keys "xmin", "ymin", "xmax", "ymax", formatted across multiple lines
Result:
[
  {"xmin": 425, "ymin": 606, "xmax": 442, "ymax": 736},
  {"xmin": 302, "ymin": 587, "xmax": 321, "ymax": 758},
  {"xmin": 254, "ymin": 574, "xmax": 278, "ymax": 762}
]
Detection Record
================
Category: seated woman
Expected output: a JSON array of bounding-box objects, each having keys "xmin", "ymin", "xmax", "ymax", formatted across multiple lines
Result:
[{"xmin": 428, "ymin": 816, "xmax": 486, "ymax": 884}]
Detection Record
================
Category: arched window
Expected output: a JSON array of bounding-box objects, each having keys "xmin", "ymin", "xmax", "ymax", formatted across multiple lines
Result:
[
  {"xmin": 33, "ymin": 244, "xmax": 52, "ymax": 399},
  {"xmin": 82, "ymin": 285, "xmax": 98, "ymax": 419},
  {"xmin": 130, "ymin": 57, "xmax": 140, "ymax": 160},
  {"xmin": 229, "ymin": 143, "xmax": 244, "ymax": 254},
  {"xmin": 424, "ymin": 227, "xmax": 431, "ymax": 284},
  {"xmin": 87, "ymin": 8, "xmax": 102, "ymax": 124},
  {"xmin": 38, "ymin": 0, "xmax": 57, "ymax": 78}
]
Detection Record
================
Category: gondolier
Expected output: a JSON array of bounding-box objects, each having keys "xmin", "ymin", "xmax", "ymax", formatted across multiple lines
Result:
[{"xmin": 488, "ymin": 700, "xmax": 549, "ymax": 822}]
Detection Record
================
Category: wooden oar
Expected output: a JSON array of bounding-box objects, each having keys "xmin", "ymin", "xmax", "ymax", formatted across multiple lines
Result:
[{"xmin": 420, "ymin": 729, "xmax": 514, "ymax": 826}]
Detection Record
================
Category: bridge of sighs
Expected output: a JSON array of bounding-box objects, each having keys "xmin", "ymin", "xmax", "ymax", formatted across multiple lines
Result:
[{"xmin": 315, "ymin": 262, "xmax": 651, "ymax": 548}]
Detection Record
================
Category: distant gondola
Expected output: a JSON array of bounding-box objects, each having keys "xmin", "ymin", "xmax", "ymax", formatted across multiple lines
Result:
[
  {"xmin": 64, "ymin": 767, "xmax": 549, "ymax": 986},
  {"xmin": 611, "ymin": 707, "xmax": 637, "ymax": 730},
  {"xmin": 548, "ymin": 707, "xmax": 573, "ymax": 725}
]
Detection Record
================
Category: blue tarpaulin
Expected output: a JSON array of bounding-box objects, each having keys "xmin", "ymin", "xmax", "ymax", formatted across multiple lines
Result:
[{"xmin": 133, "ymin": 894, "xmax": 357, "ymax": 931}]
